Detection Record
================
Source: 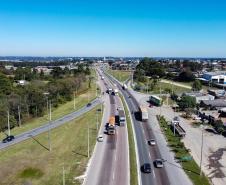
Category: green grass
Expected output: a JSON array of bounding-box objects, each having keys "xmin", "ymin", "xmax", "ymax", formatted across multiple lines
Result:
[
  {"xmin": 108, "ymin": 69, "xmax": 131, "ymax": 83},
  {"xmin": 158, "ymin": 116, "xmax": 210, "ymax": 185},
  {"xmin": 19, "ymin": 167, "xmax": 44, "ymax": 179},
  {"xmin": 0, "ymin": 105, "xmax": 103, "ymax": 185},
  {"xmin": 134, "ymin": 80, "xmax": 190, "ymax": 94},
  {"xmin": 0, "ymin": 81, "xmax": 98, "ymax": 141},
  {"xmin": 120, "ymin": 94, "xmax": 138, "ymax": 185}
]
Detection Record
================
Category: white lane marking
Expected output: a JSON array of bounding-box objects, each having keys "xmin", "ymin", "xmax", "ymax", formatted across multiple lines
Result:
[
  {"xmin": 142, "ymin": 129, "xmax": 145, "ymax": 134},
  {"xmin": 112, "ymin": 171, "xmax": 115, "ymax": 180},
  {"xmin": 153, "ymin": 170, "xmax": 156, "ymax": 179},
  {"xmin": 149, "ymin": 153, "xmax": 151, "ymax": 159}
]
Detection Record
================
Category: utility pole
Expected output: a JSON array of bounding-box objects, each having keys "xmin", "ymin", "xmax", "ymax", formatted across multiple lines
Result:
[
  {"xmin": 96, "ymin": 82, "xmax": 97, "ymax": 97},
  {"xmin": 7, "ymin": 111, "xmax": 10, "ymax": 136},
  {"xmin": 62, "ymin": 165, "xmax": 65, "ymax": 185},
  {"xmin": 18, "ymin": 105, "xmax": 21, "ymax": 127},
  {"xmin": 87, "ymin": 122, "xmax": 90, "ymax": 158},
  {"xmin": 96, "ymin": 110, "xmax": 99, "ymax": 132},
  {"xmin": 200, "ymin": 124, "xmax": 204, "ymax": 176},
  {"xmin": 48, "ymin": 100, "xmax": 52, "ymax": 151},
  {"xmin": 160, "ymin": 82, "xmax": 162, "ymax": 116},
  {"xmin": 74, "ymin": 92, "xmax": 76, "ymax": 110}
]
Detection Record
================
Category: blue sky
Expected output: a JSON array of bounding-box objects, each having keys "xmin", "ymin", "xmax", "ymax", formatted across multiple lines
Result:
[{"xmin": 0, "ymin": 0, "xmax": 226, "ymax": 57}]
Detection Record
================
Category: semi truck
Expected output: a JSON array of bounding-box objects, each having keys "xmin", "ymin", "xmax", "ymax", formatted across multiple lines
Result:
[
  {"xmin": 171, "ymin": 116, "xmax": 186, "ymax": 137},
  {"xmin": 108, "ymin": 116, "xmax": 116, "ymax": 135},
  {"xmin": 118, "ymin": 109, "xmax": 126, "ymax": 126},
  {"xmin": 140, "ymin": 105, "xmax": 149, "ymax": 121},
  {"xmin": 112, "ymin": 89, "xmax": 119, "ymax": 96}
]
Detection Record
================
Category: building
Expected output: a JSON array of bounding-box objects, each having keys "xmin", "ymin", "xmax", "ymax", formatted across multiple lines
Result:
[
  {"xmin": 200, "ymin": 99, "xmax": 226, "ymax": 110},
  {"xmin": 202, "ymin": 71, "xmax": 226, "ymax": 84},
  {"xmin": 184, "ymin": 92, "xmax": 215, "ymax": 103}
]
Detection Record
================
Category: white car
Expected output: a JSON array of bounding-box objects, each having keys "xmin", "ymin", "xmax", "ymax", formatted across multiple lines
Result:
[
  {"xmin": 97, "ymin": 135, "xmax": 104, "ymax": 142},
  {"xmin": 148, "ymin": 139, "xmax": 156, "ymax": 146},
  {"xmin": 193, "ymin": 116, "xmax": 201, "ymax": 120}
]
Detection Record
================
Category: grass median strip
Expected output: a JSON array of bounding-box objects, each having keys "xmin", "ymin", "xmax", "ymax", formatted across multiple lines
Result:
[
  {"xmin": 120, "ymin": 94, "xmax": 138, "ymax": 185},
  {"xmin": 0, "ymin": 105, "xmax": 103, "ymax": 185},
  {"xmin": 157, "ymin": 115, "xmax": 210, "ymax": 185},
  {"xmin": 108, "ymin": 69, "xmax": 131, "ymax": 83}
]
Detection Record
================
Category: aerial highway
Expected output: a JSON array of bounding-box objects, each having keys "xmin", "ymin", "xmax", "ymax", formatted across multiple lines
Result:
[
  {"xmin": 0, "ymin": 98, "xmax": 101, "ymax": 150},
  {"xmin": 85, "ymin": 70, "xmax": 129, "ymax": 185},
  {"xmin": 104, "ymin": 70, "xmax": 171, "ymax": 185}
]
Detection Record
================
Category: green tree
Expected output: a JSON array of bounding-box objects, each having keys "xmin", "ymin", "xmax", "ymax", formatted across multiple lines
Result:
[
  {"xmin": 0, "ymin": 73, "xmax": 12, "ymax": 95},
  {"xmin": 178, "ymin": 95, "xmax": 196, "ymax": 110},
  {"xmin": 178, "ymin": 69, "xmax": 195, "ymax": 82},
  {"xmin": 192, "ymin": 80, "xmax": 202, "ymax": 91}
]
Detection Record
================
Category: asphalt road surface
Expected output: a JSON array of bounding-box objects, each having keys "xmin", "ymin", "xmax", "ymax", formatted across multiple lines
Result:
[
  {"xmin": 0, "ymin": 98, "xmax": 101, "ymax": 150},
  {"xmin": 85, "ymin": 70, "xmax": 129, "ymax": 185},
  {"xmin": 104, "ymin": 71, "xmax": 171, "ymax": 185}
]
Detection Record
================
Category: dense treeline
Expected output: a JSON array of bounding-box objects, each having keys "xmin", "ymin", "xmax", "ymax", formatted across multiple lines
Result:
[
  {"xmin": 0, "ymin": 64, "xmax": 91, "ymax": 133},
  {"xmin": 134, "ymin": 58, "xmax": 166, "ymax": 82},
  {"xmin": 134, "ymin": 57, "xmax": 203, "ymax": 83}
]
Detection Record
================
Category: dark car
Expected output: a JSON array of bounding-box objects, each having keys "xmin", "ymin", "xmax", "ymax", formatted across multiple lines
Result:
[
  {"xmin": 141, "ymin": 163, "xmax": 152, "ymax": 173},
  {"xmin": 87, "ymin": 103, "xmax": 92, "ymax": 107},
  {"xmin": 2, "ymin": 135, "xmax": 15, "ymax": 143}
]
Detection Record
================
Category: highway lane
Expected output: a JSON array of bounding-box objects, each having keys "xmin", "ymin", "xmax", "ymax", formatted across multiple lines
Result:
[
  {"xmin": 85, "ymin": 70, "xmax": 129, "ymax": 185},
  {"xmin": 104, "ymin": 71, "xmax": 170, "ymax": 185},
  {"xmin": 0, "ymin": 98, "xmax": 101, "ymax": 150}
]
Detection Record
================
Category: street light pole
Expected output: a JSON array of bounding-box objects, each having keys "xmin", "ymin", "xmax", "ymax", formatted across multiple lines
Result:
[
  {"xmin": 200, "ymin": 124, "xmax": 204, "ymax": 176},
  {"xmin": 18, "ymin": 105, "xmax": 21, "ymax": 127},
  {"xmin": 74, "ymin": 92, "xmax": 76, "ymax": 110},
  {"xmin": 48, "ymin": 100, "xmax": 52, "ymax": 151},
  {"xmin": 7, "ymin": 111, "xmax": 10, "ymax": 136},
  {"xmin": 87, "ymin": 122, "xmax": 90, "ymax": 158},
  {"xmin": 62, "ymin": 165, "xmax": 65, "ymax": 185},
  {"xmin": 96, "ymin": 110, "xmax": 99, "ymax": 132}
]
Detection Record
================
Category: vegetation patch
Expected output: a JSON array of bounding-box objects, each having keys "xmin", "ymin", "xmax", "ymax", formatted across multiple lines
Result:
[
  {"xmin": 19, "ymin": 167, "xmax": 44, "ymax": 179},
  {"xmin": 108, "ymin": 69, "xmax": 131, "ymax": 82},
  {"xmin": 120, "ymin": 94, "xmax": 138, "ymax": 185},
  {"xmin": 157, "ymin": 115, "xmax": 210, "ymax": 185}
]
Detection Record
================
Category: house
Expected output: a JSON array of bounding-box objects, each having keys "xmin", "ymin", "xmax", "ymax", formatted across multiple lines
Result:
[
  {"xmin": 200, "ymin": 99, "xmax": 226, "ymax": 110},
  {"xmin": 184, "ymin": 92, "xmax": 215, "ymax": 103}
]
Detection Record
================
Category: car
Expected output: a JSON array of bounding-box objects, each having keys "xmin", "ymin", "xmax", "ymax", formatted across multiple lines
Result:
[
  {"xmin": 87, "ymin": 103, "xmax": 92, "ymax": 107},
  {"xmin": 128, "ymin": 95, "xmax": 131, "ymax": 98},
  {"xmin": 148, "ymin": 139, "xmax": 156, "ymax": 146},
  {"xmin": 2, "ymin": 135, "xmax": 15, "ymax": 143},
  {"xmin": 193, "ymin": 116, "xmax": 201, "ymax": 120},
  {"xmin": 154, "ymin": 159, "xmax": 164, "ymax": 168},
  {"xmin": 141, "ymin": 163, "xmax": 151, "ymax": 173},
  {"xmin": 97, "ymin": 135, "xmax": 104, "ymax": 142}
]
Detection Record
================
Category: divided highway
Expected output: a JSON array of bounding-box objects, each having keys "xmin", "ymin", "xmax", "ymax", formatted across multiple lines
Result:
[
  {"xmin": 104, "ymin": 71, "xmax": 170, "ymax": 185},
  {"xmin": 85, "ymin": 70, "xmax": 129, "ymax": 185}
]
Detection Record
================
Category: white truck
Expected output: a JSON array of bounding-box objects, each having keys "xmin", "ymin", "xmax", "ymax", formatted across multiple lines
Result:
[
  {"xmin": 140, "ymin": 106, "xmax": 148, "ymax": 121},
  {"xmin": 118, "ymin": 109, "xmax": 126, "ymax": 126},
  {"xmin": 122, "ymin": 84, "xmax": 128, "ymax": 90}
]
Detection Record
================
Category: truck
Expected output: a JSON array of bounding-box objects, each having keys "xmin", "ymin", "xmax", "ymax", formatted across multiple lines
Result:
[
  {"xmin": 149, "ymin": 95, "xmax": 162, "ymax": 106},
  {"xmin": 122, "ymin": 84, "xmax": 128, "ymax": 90},
  {"xmin": 108, "ymin": 116, "xmax": 116, "ymax": 135},
  {"xmin": 171, "ymin": 116, "xmax": 186, "ymax": 137},
  {"xmin": 140, "ymin": 105, "xmax": 148, "ymax": 121},
  {"xmin": 112, "ymin": 89, "xmax": 119, "ymax": 96},
  {"xmin": 118, "ymin": 109, "xmax": 126, "ymax": 126}
]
